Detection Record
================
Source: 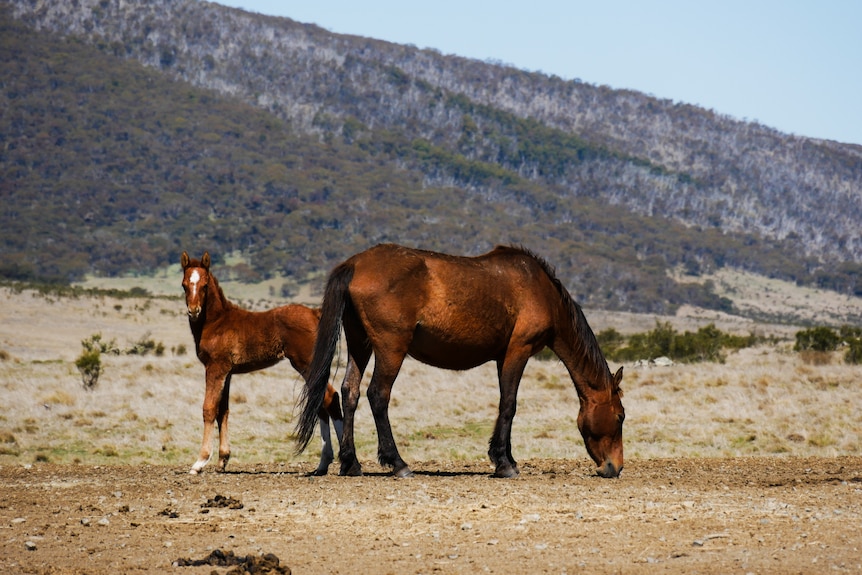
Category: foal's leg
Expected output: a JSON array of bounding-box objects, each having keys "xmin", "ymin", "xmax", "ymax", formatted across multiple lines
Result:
[
  {"xmin": 191, "ymin": 367, "xmax": 231, "ymax": 474},
  {"xmin": 215, "ymin": 373, "xmax": 232, "ymax": 472},
  {"xmin": 489, "ymin": 351, "xmax": 530, "ymax": 478},
  {"xmin": 314, "ymin": 412, "xmax": 334, "ymax": 476},
  {"xmin": 367, "ymin": 351, "xmax": 411, "ymax": 478},
  {"xmin": 312, "ymin": 386, "xmax": 343, "ymax": 476}
]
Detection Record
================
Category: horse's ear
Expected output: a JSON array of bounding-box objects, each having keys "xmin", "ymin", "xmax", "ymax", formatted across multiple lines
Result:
[
  {"xmin": 181, "ymin": 251, "xmax": 190, "ymax": 268},
  {"xmin": 612, "ymin": 366, "xmax": 623, "ymax": 389},
  {"xmin": 201, "ymin": 252, "xmax": 210, "ymax": 269}
]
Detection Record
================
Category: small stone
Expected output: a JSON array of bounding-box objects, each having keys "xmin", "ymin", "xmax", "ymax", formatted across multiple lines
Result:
[
  {"xmin": 25, "ymin": 541, "xmax": 37, "ymax": 551},
  {"xmin": 97, "ymin": 517, "xmax": 110, "ymax": 526},
  {"xmin": 81, "ymin": 518, "xmax": 91, "ymax": 526}
]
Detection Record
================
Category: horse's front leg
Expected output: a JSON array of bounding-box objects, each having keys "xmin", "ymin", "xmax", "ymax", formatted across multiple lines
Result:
[
  {"xmin": 489, "ymin": 353, "xmax": 529, "ymax": 478},
  {"xmin": 190, "ymin": 367, "xmax": 230, "ymax": 474}
]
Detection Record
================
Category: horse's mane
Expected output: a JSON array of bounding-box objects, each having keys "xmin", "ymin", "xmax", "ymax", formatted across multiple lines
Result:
[{"xmin": 495, "ymin": 245, "xmax": 609, "ymax": 379}]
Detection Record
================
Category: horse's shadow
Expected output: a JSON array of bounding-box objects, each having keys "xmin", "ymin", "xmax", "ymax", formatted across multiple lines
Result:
[{"xmin": 180, "ymin": 467, "xmax": 491, "ymax": 478}]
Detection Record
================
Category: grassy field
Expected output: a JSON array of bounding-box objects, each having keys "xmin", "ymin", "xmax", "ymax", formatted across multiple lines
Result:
[{"xmin": 1, "ymin": 271, "xmax": 861, "ymax": 471}]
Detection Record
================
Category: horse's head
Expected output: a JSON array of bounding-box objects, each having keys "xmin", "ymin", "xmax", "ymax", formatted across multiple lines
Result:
[
  {"xmin": 577, "ymin": 366, "xmax": 625, "ymax": 478},
  {"xmin": 180, "ymin": 251, "xmax": 211, "ymax": 322}
]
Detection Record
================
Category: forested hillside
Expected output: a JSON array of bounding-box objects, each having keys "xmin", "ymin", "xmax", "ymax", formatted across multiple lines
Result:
[{"xmin": 3, "ymin": 0, "xmax": 862, "ymax": 314}]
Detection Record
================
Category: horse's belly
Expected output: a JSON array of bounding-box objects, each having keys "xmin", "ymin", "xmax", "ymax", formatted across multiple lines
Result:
[{"xmin": 408, "ymin": 326, "xmax": 502, "ymax": 370}]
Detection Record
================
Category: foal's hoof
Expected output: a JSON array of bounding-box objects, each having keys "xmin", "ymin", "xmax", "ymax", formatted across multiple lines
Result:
[{"xmin": 493, "ymin": 465, "xmax": 520, "ymax": 479}]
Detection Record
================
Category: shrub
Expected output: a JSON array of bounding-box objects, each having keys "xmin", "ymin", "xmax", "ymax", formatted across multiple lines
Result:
[
  {"xmin": 840, "ymin": 324, "xmax": 862, "ymax": 365},
  {"xmin": 605, "ymin": 322, "xmax": 757, "ymax": 364},
  {"xmin": 74, "ymin": 333, "xmax": 117, "ymax": 390},
  {"xmin": 596, "ymin": 328, "xmax": 625, "ymax": 357},
  {"xmin": 844, "ymin": 339, "xmax": 862, "ymax": 364},
  {"xmin": 127, "ymin": 332, "xmax": 165, "ymax": 356},
  {"xmin": 794, "ymin": 326, "xmax": 840, "ymax": 352}
]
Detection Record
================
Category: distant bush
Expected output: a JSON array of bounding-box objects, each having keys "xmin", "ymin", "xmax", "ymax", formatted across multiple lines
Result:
[
  {"xmin": 793, "ymin": 324, "xmax": 862, "ymax": 365},
  {"xmin": 601, "ymin": 322, "xmax": 760, "ymax": 364},
  {"xmin": 74, "ymin": 331, "xmax": 168, "ymax": 389},
  {"xmin": 794, "ymin": 327, "xmax": 840, "ymax": 353},
  {"xmin": 844, "ymin": 338, "xmax": 862, "ymax": 365},
  {"xmin": 75, "ymin": 334, "xmax": 117, "ymax": 390},
  {"xmin": 839, "ymin": 325, "xmax": 862, "ymax": 365},
  {"xmin": 126, "ymin": 332, "xmax": 165, "ymax": 356}
]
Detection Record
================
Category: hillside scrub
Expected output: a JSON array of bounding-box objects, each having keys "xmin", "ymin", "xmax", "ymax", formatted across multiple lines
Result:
[
  {"xmin": 3, "ymin": 5, "xmax": 862, "ymax": 314},
  {"xmin": 794, "ymin": 324, "xmax": 862, "ymax": 365},
  {"xmin": 598, "ymin": 322, "xmax": 761, "ymax": 364}
]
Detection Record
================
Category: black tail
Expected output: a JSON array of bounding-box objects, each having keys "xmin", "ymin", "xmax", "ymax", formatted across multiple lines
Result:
[{"xmin": 294, "ymin": 262, "xmax": 354, "ymax": 453}]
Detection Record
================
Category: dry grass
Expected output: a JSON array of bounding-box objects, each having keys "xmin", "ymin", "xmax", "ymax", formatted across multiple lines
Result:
[{"xmin": 1, "ymin": 284, "xmax": 860, "ymax": 470}]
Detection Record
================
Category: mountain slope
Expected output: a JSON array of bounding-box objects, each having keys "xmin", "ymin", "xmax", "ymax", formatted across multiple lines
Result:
[{"xmin": 3, "ymin": 0, "xmax": 862, "ymax": 314}]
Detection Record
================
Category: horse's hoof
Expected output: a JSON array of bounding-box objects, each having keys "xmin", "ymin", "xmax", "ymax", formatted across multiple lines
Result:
[
  {"xmin": 394, "ymin": 466, "xmax": 414, "ymax": 478},
  {"xmin": 493, "ymin": 465, "xmax": 520, "ymax": 479},
  {"xmin": 311, "ymin": 468, "xmax": 329, "ymax": 477},
  {"xmin": 189, "ymin": 468, "xmax": 200, "ymax": 475},
  {"xmin": 340, "ymin": 463, "xmax": 363, "ymax": 476}
]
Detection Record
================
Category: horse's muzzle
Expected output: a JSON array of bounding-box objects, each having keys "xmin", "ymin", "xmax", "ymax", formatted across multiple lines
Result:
[
  {"xmin": 187, "ymin": 306, "xmax": 201, "ymax": 321},
  {"xmin": 596, "ymin": 459, "xmax": 622, "ymax": 478}
]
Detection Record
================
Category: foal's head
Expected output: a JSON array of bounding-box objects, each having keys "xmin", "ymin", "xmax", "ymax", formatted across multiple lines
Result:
[
  {"xmin": 180, "ymin": 251, "xmax": 211, "ymax": 322},
  {"xmin": 577, "ymin": 366, "xmax": 625, "ymax": 478}
]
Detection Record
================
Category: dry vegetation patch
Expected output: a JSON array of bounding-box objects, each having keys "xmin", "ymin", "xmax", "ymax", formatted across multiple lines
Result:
[{"xmin": 1, "ymin": 286, "xmax": 860, "ymax": 469}]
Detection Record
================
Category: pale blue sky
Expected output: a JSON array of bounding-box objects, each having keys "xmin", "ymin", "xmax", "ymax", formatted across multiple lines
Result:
[{"xmin": 219, "ymin": 1, "xmax": 861, "ymax": 145}]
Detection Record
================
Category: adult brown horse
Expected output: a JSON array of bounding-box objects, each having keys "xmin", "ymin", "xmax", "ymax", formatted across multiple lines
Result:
[
  {"xmin": 181, "ymin": 251, "xmax": 343, "ymax": 475},
  {"xmin": 295, "ymin": 244, "xmax": 624, "ymax": 479}
]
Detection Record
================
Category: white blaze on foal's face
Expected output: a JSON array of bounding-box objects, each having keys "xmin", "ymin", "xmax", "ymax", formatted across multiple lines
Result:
[{"xmin": 186, "ymin": 269, "xmax": 205, "ymax": 319}]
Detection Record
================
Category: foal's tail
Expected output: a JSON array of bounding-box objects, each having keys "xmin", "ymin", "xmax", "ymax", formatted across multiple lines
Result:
[{"xmin": 294, "ymin": 262, "xmax": 355, "ymax": 453}]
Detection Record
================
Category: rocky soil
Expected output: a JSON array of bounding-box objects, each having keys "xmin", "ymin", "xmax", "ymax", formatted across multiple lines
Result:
[{"xmin": 2, "ymin": 456, "xmax": 861, "ymax": 574}]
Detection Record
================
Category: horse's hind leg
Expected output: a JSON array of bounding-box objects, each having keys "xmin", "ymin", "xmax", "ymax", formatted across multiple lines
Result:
[
  {"xmin": 339, "ymin": 351, "xmax": 368, "ymax": 476},
  {"xmin": 366, "ymin": 352, "xmax": 412, "ymax": 478}
]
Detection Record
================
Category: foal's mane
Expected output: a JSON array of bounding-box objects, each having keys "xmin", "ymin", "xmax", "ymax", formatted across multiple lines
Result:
[{"xmin": 496, "ymin": 245, "xmax": 609, "ymax": 380}]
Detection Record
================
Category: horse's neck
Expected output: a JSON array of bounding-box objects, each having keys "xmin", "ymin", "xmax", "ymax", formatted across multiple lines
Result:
[{"xmin": 558, "ymin": 308, "xmax": 610, "ymax": 396}]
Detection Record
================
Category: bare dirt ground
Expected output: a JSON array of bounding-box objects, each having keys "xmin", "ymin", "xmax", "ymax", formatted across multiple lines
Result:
[
  {"xmin": 2, "ymin": 457, "xmax": 861, "ymax": 574},
  {"xmin": 2, "ymin": 279, "xmax": 862, "ymax": 574}
]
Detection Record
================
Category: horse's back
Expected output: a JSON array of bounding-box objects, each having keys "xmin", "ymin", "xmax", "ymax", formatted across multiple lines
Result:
[{"xmin": 345, "ymin": 244, "xmax": 559, "ymax": 368}]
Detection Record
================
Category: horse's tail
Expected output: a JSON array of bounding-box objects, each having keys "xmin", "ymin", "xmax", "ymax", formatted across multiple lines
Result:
[{"xmin": 294, "ymin": 261, "xmax": 354, "ymax": 453}]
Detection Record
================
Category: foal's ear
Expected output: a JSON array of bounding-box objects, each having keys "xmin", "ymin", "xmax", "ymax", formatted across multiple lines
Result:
[
  {"xmin": 201, "ymin": 252, "xmax": 211, "ymax": 269},
  {"xmin": 181, "ymin": 251, "xmax": 190, "ymax": 268}
]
